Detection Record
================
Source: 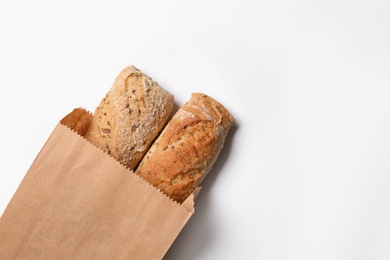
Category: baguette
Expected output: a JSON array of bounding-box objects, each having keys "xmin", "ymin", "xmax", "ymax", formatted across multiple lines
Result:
[
  {"xmin": 84, "ymin": 66, "xmax": 174, "ymax": 170},
  {"xmin": 135, "ymin": 93, "xmax": 234, "ymax": 203}
]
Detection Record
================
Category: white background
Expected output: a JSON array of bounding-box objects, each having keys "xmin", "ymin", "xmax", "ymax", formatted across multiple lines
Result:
[{"xmin": 1, "ymin": 1, "xmax": 390, "ymax": 259}]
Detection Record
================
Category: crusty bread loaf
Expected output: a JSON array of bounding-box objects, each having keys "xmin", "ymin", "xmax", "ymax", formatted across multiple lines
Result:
[
  {"xmin": 84, "ymin": 66, "xmax": 174, "ymax": 170},
  {"xmin": 135, "ymin": 93, "xmax": 234, "ymax": 203},
  {"xmin": 60, "ymin": 108, "xmax": 93, "ymax": 136}
]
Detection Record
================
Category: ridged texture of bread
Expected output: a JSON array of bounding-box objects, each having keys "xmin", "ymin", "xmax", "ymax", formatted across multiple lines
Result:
[
  {"xmin": 84, "ymin": 65, "xmax": 174, "ymax": 170},
  {"xmin": 60, "ymin": 108, "xmax": 93, "ymax": 136},
  {"xmin": 135, "ymin": 93, "xmax": 234, "ymax": 203}
]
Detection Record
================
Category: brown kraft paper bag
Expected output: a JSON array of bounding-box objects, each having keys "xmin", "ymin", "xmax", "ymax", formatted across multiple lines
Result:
[{"xmin": 0, "ymin": 123, "xmax": 195, "ymax": 259}]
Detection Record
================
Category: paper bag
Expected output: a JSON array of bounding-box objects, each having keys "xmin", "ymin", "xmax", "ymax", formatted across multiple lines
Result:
[{"xmin": 0, "ymin": 123, "xmax": 194, "ymax": 259}]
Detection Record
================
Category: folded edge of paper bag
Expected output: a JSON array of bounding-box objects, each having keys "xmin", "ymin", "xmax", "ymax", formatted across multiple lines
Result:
[{"xmin": 0, "ymin": 123, "xmax": 194, "ymax": 259}]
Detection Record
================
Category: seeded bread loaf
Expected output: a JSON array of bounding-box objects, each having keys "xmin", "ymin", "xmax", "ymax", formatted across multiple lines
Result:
[
  {"xmin": 135, "ymin": 93, "xmax": 234, "ymax": 203},
  {"xmin": 84, "ymin": 66, "xmax": 174, "ymax": 170},
  {"xmin": 60, "ymin": 108, "xmax": 93, "ymax": 136}
]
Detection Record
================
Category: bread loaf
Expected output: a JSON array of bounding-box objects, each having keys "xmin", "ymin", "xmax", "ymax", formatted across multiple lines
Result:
[
  {"xmin": 60, "ymin": 108, "xmax": 92, "ymax": 136},
  {"xmin": 135, "ymin": 93, "xmax": 234, "ymax": 203},
  {"xmin": 84, "ymin": 66, "xmax": 174, "ymax": 170}
]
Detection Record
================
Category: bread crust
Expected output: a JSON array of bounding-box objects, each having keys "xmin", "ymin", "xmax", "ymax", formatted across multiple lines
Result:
[
  {"xmin": 135, "ymin": 93, "xmax": 234, "ymax": 203},
  {"xmin": 84, "ymin": 66, "xmax": 174, "ymax": 170},
  {"xmin": 60, "ymin": 108, "xmax": 93, "ymax": 136}
]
